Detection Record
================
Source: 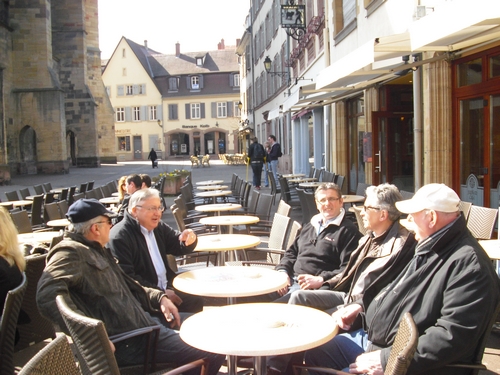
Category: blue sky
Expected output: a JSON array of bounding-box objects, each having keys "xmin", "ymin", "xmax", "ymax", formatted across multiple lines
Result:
[{"xmin": 98, "ymin": 0, "xmax": 250, "ymax": 59}]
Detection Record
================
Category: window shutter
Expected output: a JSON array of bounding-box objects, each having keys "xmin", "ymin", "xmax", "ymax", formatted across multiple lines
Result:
[
  {"xmin": 211, "ymin": 102, "xmax": 216, "ymax": 118},
  {"xmin": 185, "ymin": 103, "xmax": 191, "ymax": 119},
  {"xmin": 186, "ymin": 77, "xmax": 191, "ymax": 90},
  {"xmin": 199, "ymin": 75, "xmax": 204, "ymax": 89},
  {"xmin": 200, "ymin": 103, "xmax": 205, "ymax": 119},
  {"xmin": 169, "ymin": 104, "xmax": 178, "ymax": 120},
  {"xmin": 133, "ymin": 84, "xmax": 138, "ymax": 94},
  {"xmin": 229, "ymin": 74, "xmax": 234, "ymax": 87},
  {"xmin": 117, "ymin": 85, "xmax": 124, "ymax": 96},
  {"xmin": 125, "ymin": 107, "xmax": 132, "ymax": 122},
  {"xmin": 157, "ymin": 105, "xmax": 163, "ymax": 121},
  {"xmin": 141, "ymin": 84, "xmax": 146, "ymax": 94},
  {"xmin": 141, "ymin": 106, "xmax": 147, "ymax": 121},
  {"xmin": 227, "ymin": 102, "xmax": 233, "ymax": 117}
]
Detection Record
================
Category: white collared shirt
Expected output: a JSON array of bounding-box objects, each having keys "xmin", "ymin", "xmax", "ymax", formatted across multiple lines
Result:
[
  {"xmin": 311, "ymin": 208, "xmax": 346, "ymax": 234},
  {"xmin": 140, "ymin": 226, "xmax": 167, "ymax": 290}
]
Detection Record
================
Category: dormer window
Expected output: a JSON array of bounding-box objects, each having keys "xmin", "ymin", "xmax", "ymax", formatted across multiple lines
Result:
[
  {"xmin": 196, "ymin": 57, "xmax": 203, "ymax": 66},
  {"xmin": 191, "ymin": 76, "xmax": 200, "ymax": 89}
]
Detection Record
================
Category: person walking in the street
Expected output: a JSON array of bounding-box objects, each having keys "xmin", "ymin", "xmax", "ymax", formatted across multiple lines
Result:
[
  {"xmin": 248, "ymin": 137, "xmax": 266, "ymax": 190},
  {"xmin": 263, "ymin": 141, "xmax": 271, "ymax": 187},
  {"xmin": 148, "ymin": 148, "xmax": 158, "ymax": 169},
  {"xmin": 267, "ymin": 135, "xmax": 282, "ymax": 184}
]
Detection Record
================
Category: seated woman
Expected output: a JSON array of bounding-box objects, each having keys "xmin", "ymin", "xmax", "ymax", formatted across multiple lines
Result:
[
  {"xmin": 117, "ymin": 175, "xmax": 128, "ymax": 204},
  {"xmin": 0, "ymin": 206, "xmax": 27, "ymax": 343}
]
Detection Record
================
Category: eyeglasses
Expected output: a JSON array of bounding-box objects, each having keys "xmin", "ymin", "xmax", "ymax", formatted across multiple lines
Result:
[
  {"xmin": 95, "ymin": 219, "xmax": 113, "ymax": 227},
  {"xmin": 316, "ymin": 197, "xmax": 341, "ymax": 205},
  {"xmin": 362, "ymin": 205, "xmax": 381, "ymax": 211},
  {"xmin": 136, "ymin": 205, "xmax": 165, "ymax": 213}
]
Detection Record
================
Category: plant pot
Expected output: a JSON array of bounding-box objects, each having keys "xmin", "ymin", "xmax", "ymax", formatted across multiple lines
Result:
[{"xmin": 163, "ymin": 176, "xmax": 181, "ymax": 195}]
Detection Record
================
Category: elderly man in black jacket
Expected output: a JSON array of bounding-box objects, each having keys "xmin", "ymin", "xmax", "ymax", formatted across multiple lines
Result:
[
  {"xmin": 305, "ymin": 183, "xmax": 500, "ymax": 375},
  {"xmin": 109, "ymin": 188, "xmax": 204, "ymax": 313}
]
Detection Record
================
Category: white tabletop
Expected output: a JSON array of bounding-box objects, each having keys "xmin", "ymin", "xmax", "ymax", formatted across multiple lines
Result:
[
  {"xmin": 18, "ymin": 231, "xmax": 61, "ymax": 244},
  {"xmin": 288, "ymin": 177, "xmax": 318, "ymax": 183},
  {"xmin": 196, "ymin": 180, "xmax": 224, "ymax": 186},
  {"xmin": 0, "ymin": 200, "xmax": 32, "ymax": 207},
  {"xmin": 342, "ymin": 195, "xmax": 365, "ymax": 203},
  {"xmin": 299, "ymin": 182, "xmax": 322, "ymax": 189},
  {"xmin": 46, "ymin": 218, "xmax": 70, "ymax": 228},
  {"xmin": 99, "ymin": 197, "xmax": 120, "ymax": 205},
  {"xmin": 282, "ymin": 173, "xmax": 306, "ymax": 179},
  {"xmin": 173, "ymin": 266, "xmax": 288, "ymax": 298},
  {"xmin": 195, "ymin": 203, "xmax": 242, "ymax": 213},
  {"xmin": 180, "ymin": 303, "xmax": 338, "ymax": 356},
  {"xmin": 199, "ymin": 215, "xmax": 259, "ymax": 227},
  {"xmin": 195, "ymin": 190, "xmax": 232, "ymax": 198},
  {"xmin": 194, "ymin": 234, "xmax": 260, "ymax": 252},
  {"xmin": 480, "ymin": 240, "xmax": 500, "ymax": 260},
  {"xmin": 196, "ymin": 185, "xmax": 229, "ymax": 191}
]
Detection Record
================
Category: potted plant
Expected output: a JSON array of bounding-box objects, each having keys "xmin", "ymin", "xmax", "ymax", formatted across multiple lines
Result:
[{"xmin": 158, "ymin": 172, "xmax": 182, "ymax": 195}]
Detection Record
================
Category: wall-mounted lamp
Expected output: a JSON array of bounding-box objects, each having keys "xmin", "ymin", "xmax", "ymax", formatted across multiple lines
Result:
[
  {"xmin": 263, "ymin": 56, "xmax": 313, "ymax": 84},
  {"xmin": 157, "ymin": 119, "xmax": 163, "ymax": 128},
  {"xmin": 238, "ymin": 101, "xmax": 243, "ymax": 110},
  {"xmin": 215, "ymin": 121, "xmax": 219, "ymax": 127}
]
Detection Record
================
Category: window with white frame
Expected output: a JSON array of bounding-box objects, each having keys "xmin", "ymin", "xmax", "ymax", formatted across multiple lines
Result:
[
  {"xmin": 234, "ymin": 102, "xmax": 241, "ymax": 117},
  {"xmin": 116, "ymin": 107, "xmax": 125, "ymax": 122},
  {"xmin": 191, "ymin": 76, "xmax": 200, "ymax": 89},
  {"xmin": 191, "ymin": 103, "xmax": 201, "ymax": 119},
  {"xmin": 233, "ymin": 73, "xmax": 240, "ymax": 87},
  {"xmin": 149, "ymin": 106, "xmax": 157, "ymax": 121},
  {"xmin": 133, "ymin": 106, "xmax": 141, "ymax": 121},
  {"xmin": 126, "ymin": 85, "xmax": 133, "ymax": 95},
  {"xmin": 217, "ymin": 102, "xmax": 227, "ymax": 118}
]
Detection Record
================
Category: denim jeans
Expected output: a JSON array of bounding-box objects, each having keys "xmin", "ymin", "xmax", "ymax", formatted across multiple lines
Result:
[
  {"xmin": 264, "ymin": 163, "xmax": 269, "ymax": 186},
  {"xmin": 270, "ymin": 159, "xmax": 279, "ymax": 184},
  {"xmin": 304, "ymin": 328, "xmax": 369, "ymax": 373}
]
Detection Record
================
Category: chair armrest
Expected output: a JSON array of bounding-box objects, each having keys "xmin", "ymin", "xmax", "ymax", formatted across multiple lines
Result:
[
  {"xmin": 293, "ymin": 364, "xmax": 350, "ymax": 375},
  {"xmin": 445, "ymin": 363, "xmax": 487, "ymax": 370},
  {"xmin": 109, "ymin": 325, "xmax": 161, "ymax": 344},
  {"xmin": 161, "ymin": 358, "xmax": 210, "ymax": 375}
]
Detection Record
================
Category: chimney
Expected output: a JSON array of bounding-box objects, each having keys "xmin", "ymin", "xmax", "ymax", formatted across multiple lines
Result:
[
  {"xmin": 175, "ymin": 42, "xmax": 180, "ymax": 57},
  {"xmin": 144, "ymin": 40, "xmax": 148, "ymax": 52},
  {"xmin": 218, "ymin": 39, "xmax": 225, "ymax": 50}
]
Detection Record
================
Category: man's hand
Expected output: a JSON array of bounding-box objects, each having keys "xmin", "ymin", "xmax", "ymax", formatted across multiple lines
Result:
[
  {"xmin": 348, "ymin": 350, "xmax": 383, "ymax": 375},
  {"xmin": 277, "ymin": 275, "xmax": 292, "ymax": 296},
  {"xmin": 297, "ymin": 274, "xmax": 323, "ymax": 290},
  {"xmin": 160, "ymin": 296, "xmax": 180, "ymax": 328},
  {"xmin": 164, "ymin": 289, "xmax": 183, "ymax": 306},
  {"xmin": 179, "ymin": 229, "xmax": 197, "ymax": 246},
  {"xmin": 331, "ymin": 304, "xmax": 363, "ymax": 330},
  {"xmin": 109, "ymin": 340, "xmax": 116, "ymax": 353}
]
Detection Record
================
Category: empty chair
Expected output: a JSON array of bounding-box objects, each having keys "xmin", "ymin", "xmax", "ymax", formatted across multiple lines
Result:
[
  {"xmin": 278, "ymin": 177, "xmax": 300, "ymax": 208},
  {"xmin": 467, "ymin": 205, "xmax": 498, "ymax": 240},
  {"xmin": 43, "ymin": 192, "xmax": 55, "ymax": 204},
  {"xmin": 93, "ymin": 187, "xmax": 104, "ymax": 200},
  {"xmin": 19, "ymin": 188, "xmax": 31, "ymax": 200},
  {"xmin": 44, "ymin": 202, "xmax": 62, "ymax": 223},
  {"xmin": 400, "ymin": 190, "xmax": 415, "ymax": 200},
  {"xmin": 67, "ymin": 186, "xmax": 77, "ymax": 205},
  {"xmin": 296, "ymin": 188, "xmax": 319, "ymax": 225},
  {"xmin": 85, "ymin": 189, "xmax": 97, "ymax": 199},
  {"xmin": 5, "ymin": 190, "xmax": 20, "ymax": 201},
  {"xmin": 42, "ymin": 183, "xmax": 52, "ymax": 193},
  {"xmin": 30, "ymin": 195, "xmax": 45, "ymax": 227},
  {"xmin": 10, "ymin": 210, "xmax": 34, "ymax": 233},
  {"xmin": 78, "ymin": 182, "xmax": 88, "ymax": 194},
  {"xmin": 87, "ymin": 181, "xmax": 95, "ymax": 190},
  {"xmin": 101, "ymin": 184, "xmax": 112, "ymax": 198},
  {"xmin": 0, "ymin": 274, "xmax": 28, "ymax": 375},
  {"xmin": 459, "ymin": 200, "xmax": 473, "ymax": 221},
  {"xmin": 57, "ymin": 200, "xmax": 69, "ymax": 216},
  {"xmin": 355, "ymin": 183, "xmax": 372, "ymax": 197},
  {"xmin": 33, "ymin": 185, "xmax": 44, "ymax": 195},
  {"xmin": 58, "ymin": 187, "xmax": 69, "ymax": 202},
  {"xmin": 285, "ymin": 220, "xmax": 302, "ymax": 250},
  {"xmin": 313, "ymin": 168, "xmax": 322, "ymax": 181},
  {"xmin": 72, "ymin": 192, "xmax": 85, "ymax": 203},
  {"xmin": 17, "ymin": 333, "xmax": 80, "ymax": 375},
  {"xmin": 334, "ymin": 175, "xmax": 345, "ymax": 190}
]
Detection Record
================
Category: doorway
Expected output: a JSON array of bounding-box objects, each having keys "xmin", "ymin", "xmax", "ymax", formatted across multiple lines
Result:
[{"xmin": 133, "ymin": 136, "xmax": 142, "ymax": 160}]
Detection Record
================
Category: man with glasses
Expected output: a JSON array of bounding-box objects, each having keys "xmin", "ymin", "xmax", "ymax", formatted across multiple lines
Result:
[
  {"xmin": 273, "ymin": 182, "xmax": 362, "ymax": 303},
  {"xmin": 304, "ymin": 184, "xmax": 500, "ymax": 375},
  {"xmin": 109, "ymin": 188, "xmax": 203, "ymax": 313},
  {"xmin": 37, "ymin": 198, "xmax": 224, "ymax": 374}
]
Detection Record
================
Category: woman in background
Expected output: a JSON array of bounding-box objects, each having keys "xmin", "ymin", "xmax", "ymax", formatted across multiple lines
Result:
[
  {"xmin": 0, "ymin": 206, "xmax": 26, "ymax": 313},
  {"xmin": 117, "ymin": 175, "xmax": 128, "ymax": 203}
]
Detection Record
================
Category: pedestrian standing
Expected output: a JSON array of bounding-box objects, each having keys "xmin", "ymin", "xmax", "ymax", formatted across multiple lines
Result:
[
  {"xmin": 263, "ymin": 141, "xmax": 271, "ymax": 187},
  {"xmin": 248, "ymin": 137, "xmax": 266, "ymax": 189},
  {"xmin": 267, "ymin": 135, "xmax": 282, "ymax": 185},
  {"xmin": 148, "ymin": 148, "xmax": 158, "ymax": 169}
]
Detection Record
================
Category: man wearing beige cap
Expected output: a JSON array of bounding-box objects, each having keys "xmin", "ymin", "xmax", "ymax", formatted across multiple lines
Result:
[{"xmin": 304, "ymin": 183, "xmax": 500, "ymax": 375}]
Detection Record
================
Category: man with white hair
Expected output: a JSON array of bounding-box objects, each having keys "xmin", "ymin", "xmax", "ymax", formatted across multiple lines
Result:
[
  {"xmin": 109, "ymin": 188, "xmax": 203, "ymax": 313},
  {"xmin": 304, "ymin": 183, "xmax": 500, "ymax": 375},
  {"xmin": 37, "ymin": 199, "xmax": 224, "ymax": 374}
]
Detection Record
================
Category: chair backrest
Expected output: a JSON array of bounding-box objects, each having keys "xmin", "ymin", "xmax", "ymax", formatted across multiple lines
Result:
[
  {"xmin": 87, "ymin": 181, "xmax": 95, "ymax": 190},
  {"xmin": 30, "ymin": 195, "xmax": 45, "ymax": 227},
  {"xmin": 33, "ymin": 185, "xmax": 44, "ymax": 195},
  {"xmin": 296, "ymin": 188, "xmax": 318, "ymax": 224},
  {"xmin": 44, "ymin": 202, "xmax": 62, "ymax": 222},
  {"xmin": 19, "ymin": 188, "xmax": 31, "ymax": 200},
  {"xmin": 55, "ymin": 295, "xmax": 121, "ymax": 375},
  {"xmin": 254, "ymin": 193, "xmax": 273, "ymax": 221},
  {"xmin": 246, "ymin": 189, "xmax": 260, "ymax": 214},
  {"xmin": 0, "ymin": 273, "xmax": 28, "ymax": 375},
  {"xmin": 42, "ymin": 183, "xmax": 53, "ymax": 193},
  {"xmin": 459, "ymin": 201, "xmax": 473, "ymax": 221},
  {"xmin": 313, "ymin": 168, "xmax": 322, "ymax": 181},
  {"xmin": 93, "ymin": 187, "xmax": 104, "ymax": 200},
  {"xmin": 400, "ymin": 190, "xmax": 415, "ymax": 200},
  {"xmin": 101, "ymin": 184, "xmax": 112, "ymax": 198},
  {"xmin": 15, "ymin": 254, "xmax": 56, "ymax": 351},
  {"xmin": 57, "ymin": 200, "xmax": 69, "ymax": 216},
  {"xmin": 278, "ymin": 177, "xmax": 294, "ymax": 203},
  {"xmin": 17, "ymin": 333, "xmax": 80, "ymax": 375},
  {"xmin": 355, "ymin": 183, "xmax": 372, "ymax": 197},
  {"xmin": 335, "ymin": 175, "xmax": 345, "ymax": 190},
  {"xmin": 285, "ymin": 221, "xmax": 302, "ymax": 250},
  {"xmin": 384, "ymin": 312, "xmax": 418, "ymax": 375},
  {"xmin": 267, "ymin": 213, "xmax": 291, "ymax": 263},
  {"xmin": 79, "ymin": 182, "xmax": 88, "ymax": 194},
  {"xmin": 10, "ymin": 210, "xmax": 33, "ymax": 233},
  {"xmin": 230, "ymin": 173, "xmax": 238, "ymax": 191},
  {"xmin": 85, "ymin": 189, "xmax": 97, "ymax": 199},
  {"xmin": 268, "ymin": 171, "xmax": 278, "ymax": 195},
  {"xmin": 172, "ymin": 208, "xmax": 187, "ymax": 231},
  {"xmin": 308, "ymin": 167, "xmax": 315, "ymax": 179},
  {"xmin": 276, "ymin": 200, "xmax": 291, "ymax": 217},
  {"xmin": 44, "ymin": 192, "xmax": 55, "ymax": 204},
  {"xmin": 467, "ymin": 205, "xmax": 498, "ymax": 240},
  {"xmin": 5, "ymin": 190, "xmax": 20, "ymax": 201},
  {"xmin": 59, "ymin": 187, "xmax": 69, "ymax": 201},
  {"xmin": 67, "ymin": 186, "xmax": 77, "ymax": 205},
  {"xmin": 72, "ymin": 193, "xmax": 85, "ymax": 203}
]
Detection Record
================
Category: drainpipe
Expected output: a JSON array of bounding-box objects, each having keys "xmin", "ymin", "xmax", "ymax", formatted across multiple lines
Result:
[{"xmin": 413, "ymin": 54, "xmax": 423, "ymax": 190}]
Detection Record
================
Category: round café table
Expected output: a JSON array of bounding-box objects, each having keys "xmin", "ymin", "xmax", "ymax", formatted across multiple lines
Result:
[
  {"xmin": 46, "ymin": 218, "xmax": 70, "ymax": 229},
  {"xmin": 18, "ymin": 231, "xmax": 61, "ymax": 245},
  {"xmin": 288, "ymin": 177, "xmax": 318, "ymax": 184},
  {"xmin": 196, "ymin": 185, "xmax": 229, "ymax": 191},
  {"xmin": 194, "ymin": 234, "xmax": 260, "ymax": 265},
  {"xmin": 282, "ymin": 173, "xmax": 306, "ymax": 179},
  {"xmin": 199, "ymin": 215, "xmax": 259, "ymax": 234},
  {"xmin": 195, "ymin": 180, "xmax": 224, "ymax": 186},
  {"xmin": 195, "ymin": 190, "xmax": 232, "ymax": 204},
  {"xmin": 299, "ymin": 182, "xmax": 322, "ymax": 190},
  {"xmin": 342, "ymin": 194, "xmax": 365, "ymax": 204},
  {"xmin": 479, "ymin": 240, "xmax": 500, "ymax": 260},
  {"xmin": 99, "ymin": 196, "xmax": 120, "ymax": 206},
  {"xmin": 180, "ymin": 303, "xmax": 339, "ymax": 375},
  {"xmin": 195, "ymin": 203, "xmax": 242, "ymax": 216},
  {"xmin": 0, "ymin": 200, "xmax": 32, "ymax": 208}
]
